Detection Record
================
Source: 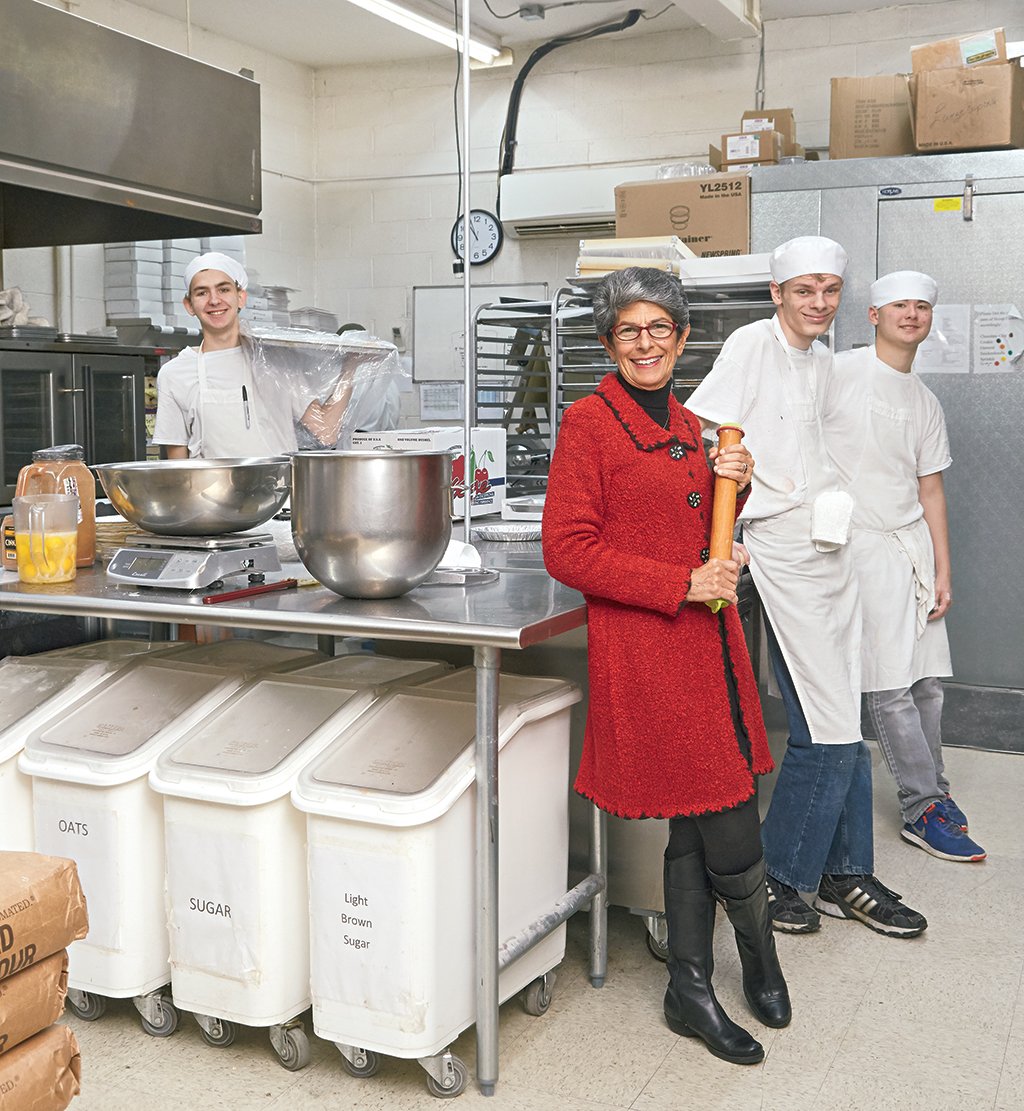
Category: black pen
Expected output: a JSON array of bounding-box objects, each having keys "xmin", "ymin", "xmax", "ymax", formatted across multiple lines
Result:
[{"xmin": 241, "ymin": 384, "xmax": 251, "ymax": 429}]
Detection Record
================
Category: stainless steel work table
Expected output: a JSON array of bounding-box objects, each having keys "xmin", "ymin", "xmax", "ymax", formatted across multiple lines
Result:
[{"xmin": 0, "ymin": 559, "xmax": 605, "ymax": 1097}]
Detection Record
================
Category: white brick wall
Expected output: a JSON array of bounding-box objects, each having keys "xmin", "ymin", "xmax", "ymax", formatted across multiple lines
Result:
[{"xmin": 4, "ymin": 0, "xmax": 1022, "ymax": 382}]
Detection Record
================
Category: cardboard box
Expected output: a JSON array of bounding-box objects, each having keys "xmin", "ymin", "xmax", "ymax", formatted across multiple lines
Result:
[
  {"xmin": 721, "ymin": 129, "xmax": 784, "ymax": 165},
  {"xmin": 911, "ymin": 28, "xmax": 1007, "ymax": 73},
  {"xmin": 0, "ymin": 1023, "xmax": 81, "ymax": 1111},
  {"xmin": 0, "ymin": 951, "xmax": 68, "ymax": 1057},
  {"xmin": 614, "ymin": 173, "xmax": 751, "ymax": 257},
  {"xmin": 350, "ymin": 427, "xmax": 507, "ymax": 518},
  {"xmin": 829, "ymin": 74, "xmax": 916, "ymax": 160},
  {"xmin": 740, "ymin": 107, "xmax": 797, "ymax": 151},
  {"xmin": 912, "ymin": 62, "xmax": 1024, "ymax": 153},
  {"xmin": 0, "ymin": 853, "xmax": 88, "ymax": 983}
]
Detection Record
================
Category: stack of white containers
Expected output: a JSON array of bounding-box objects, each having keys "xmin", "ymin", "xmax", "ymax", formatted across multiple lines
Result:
[
  {"xmin": 291, "ymin": 670, "xmax": 580, "ymax": 1098},
  {"xmin": 161, "ymin": 239, "xmax": 201, "ymax": 327},
  {"xmin": 148, "ymin": 652, "xmax": 451, "ymax": 1071},
  {"xmin": 104, "ymin": 241, "xmax": 165, "ymax": 324}
]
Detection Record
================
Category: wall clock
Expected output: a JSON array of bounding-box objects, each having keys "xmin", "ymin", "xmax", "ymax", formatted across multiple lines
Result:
[{"xmin": 451, "ymin": 209, "xmax": 504, "ymax": 266}]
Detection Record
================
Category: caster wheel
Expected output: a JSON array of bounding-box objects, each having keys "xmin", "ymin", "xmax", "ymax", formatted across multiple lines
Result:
[
  {"xmin": 425, "ymin": 1055, "xmax": 467, "ymax": 1099},
  {"xmin": 522, "ymin": 973, "xmax": 555, "ymax": 1016},
  {"xmin": 646, "ymin": 930, "xmax": 669, "ymax": 963},
  {"xmin": 275, "ymin": 1027, "xmax": 311, "ymax": 1072},
  {"xmin": 200, "ymin": 1019, "xmax": 237, "ymax": 1048},
  {"xmin": 341, "ymin": 1049, "xmax": 381, "ymax": 1078},
  {"xmin": 67, "ymin": 992, "xmax": 106, "ymax": 1022},
  {"xmin": 140, "ymin": 1000, "xmax": 179, "ymax": 1038}
]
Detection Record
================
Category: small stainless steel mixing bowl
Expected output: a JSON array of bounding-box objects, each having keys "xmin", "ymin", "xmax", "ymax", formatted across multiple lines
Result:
[
  {"xmin": 290, "ymin": 449, "xmax": 453, "ymax": 599},
  {"xmin": 94, "ymin": 457, "xmax": 291, "ymax": 536}
]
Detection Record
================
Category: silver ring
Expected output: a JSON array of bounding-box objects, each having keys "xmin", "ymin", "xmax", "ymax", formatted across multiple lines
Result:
[{"xmin": 741, "ymin": 462, "xmax": 748, "ymax": 473}]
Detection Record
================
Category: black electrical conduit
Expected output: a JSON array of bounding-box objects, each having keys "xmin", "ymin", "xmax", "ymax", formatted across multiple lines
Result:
[{"xmin": 496, "ymin": 8, "xmax": 642, "ymax": 214}]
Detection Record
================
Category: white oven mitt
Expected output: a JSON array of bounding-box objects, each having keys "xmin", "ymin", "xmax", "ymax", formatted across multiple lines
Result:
[{"xmin": 810, "ymin": 490, "xmax": 854, "ymax": 553}]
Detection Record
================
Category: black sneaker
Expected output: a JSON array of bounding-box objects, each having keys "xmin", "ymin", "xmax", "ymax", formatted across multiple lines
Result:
[
  {"xmin": 766, "ymin": 875, "xmax": 820, "ymax": 933},
  {"xmin": 814, "ymin": 874, "xmax": 927, "ymax": 938}
]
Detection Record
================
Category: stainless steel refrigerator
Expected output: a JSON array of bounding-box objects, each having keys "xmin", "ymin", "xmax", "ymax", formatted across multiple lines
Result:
[{"xmin": 751, "ymin": 148, "xmax": 1024, "ymax": 752}]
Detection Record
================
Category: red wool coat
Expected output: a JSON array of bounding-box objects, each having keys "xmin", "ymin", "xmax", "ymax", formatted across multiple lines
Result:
[{"xmin": 542, "ymin": 374, "xmax": 772, "ymax": 818}]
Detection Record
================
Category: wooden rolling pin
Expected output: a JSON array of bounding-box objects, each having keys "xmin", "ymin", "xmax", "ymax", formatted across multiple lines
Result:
[{"xmin": 706, "ymin": 423, "xmax": 744, "ymax": 613}]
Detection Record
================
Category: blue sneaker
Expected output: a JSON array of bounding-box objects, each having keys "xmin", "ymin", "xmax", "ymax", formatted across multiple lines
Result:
[
  {"xmin": 901, "ymin": 802, "xmax": 986, "ymax": 862},
  {"xmin": 943, "ymin": 794, "xmax": 969, "ymax": 831}
]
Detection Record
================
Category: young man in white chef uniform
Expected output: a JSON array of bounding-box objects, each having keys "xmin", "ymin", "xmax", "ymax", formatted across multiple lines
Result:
[
  {"xmin": 824, "ymin": 270, "xmax": 985, "ymax": 862},
  {"xmin": 154, "ymin": 253, "xmax": 348, "ymax": 458},
  {"xmin": 687, "ymin": 236, "xmax": 928, "ymax": 938}
]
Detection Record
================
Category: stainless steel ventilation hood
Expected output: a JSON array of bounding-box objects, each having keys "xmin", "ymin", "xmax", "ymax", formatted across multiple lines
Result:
[{"xmin": 1, "ymin": 0, "xmax": 262, "ymax": 250}]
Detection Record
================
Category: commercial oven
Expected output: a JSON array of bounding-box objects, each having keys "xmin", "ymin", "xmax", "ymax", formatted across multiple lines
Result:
[{"xmin": 0, "ymin": 336, "xmax": 152, "ymax": 507}]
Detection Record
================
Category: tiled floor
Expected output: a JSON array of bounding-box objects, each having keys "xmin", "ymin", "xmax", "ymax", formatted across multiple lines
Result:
[{"xmin": 64, "ymin": 742, "xmax": 1024, "ymax": 1110}]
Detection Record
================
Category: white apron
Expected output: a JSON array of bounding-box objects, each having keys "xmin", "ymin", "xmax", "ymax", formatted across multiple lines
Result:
[
  {"xmin": 744, "ymin": 321, "xmax": 863, "ymax": 745},
  {"xmin": 195, "ymin": 346, "xmax": 280, "ymax": 458},
  {"xmin": 851, "ymin": 521, "xmax": 952, "ymax": 691}
]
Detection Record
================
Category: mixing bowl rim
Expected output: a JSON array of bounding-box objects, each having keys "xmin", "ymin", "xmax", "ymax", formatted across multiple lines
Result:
[{"xmin": 92, "ymin": 456, "xmax": 291, "ymax": 474}]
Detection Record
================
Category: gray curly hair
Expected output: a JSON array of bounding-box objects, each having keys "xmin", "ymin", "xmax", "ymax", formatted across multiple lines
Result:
[{"xmin": 591, "ymin": 267, "xmax": 690, "ymax": 337}]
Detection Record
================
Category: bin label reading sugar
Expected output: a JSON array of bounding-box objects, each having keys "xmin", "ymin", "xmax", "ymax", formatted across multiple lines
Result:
[{"xmin": 165, "ymin": 822, "xmax": 260, "ymax": 982}]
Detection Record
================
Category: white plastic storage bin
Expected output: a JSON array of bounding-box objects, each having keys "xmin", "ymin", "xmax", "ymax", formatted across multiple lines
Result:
[
  {"xmin": 18, "ymin": 658, "xmax": 246, "ymax": 1034},
  {"xmin": 290, "ymin": 652, "xmax": 451, "ymax": 688},
  {"xmin": 148, "ymin": 673, "xmax": 381, "ymax": 1070},
  {"xmin": 0, "ymin": 655, "xmax": 119, "ymax": 852},
  {"xmin": 158, "ymin": 638, "xmax": 325, "ymax": 676},
  {"xmin": 291, "ymin": 678, "xmax": 580, "ymax": 1089}
]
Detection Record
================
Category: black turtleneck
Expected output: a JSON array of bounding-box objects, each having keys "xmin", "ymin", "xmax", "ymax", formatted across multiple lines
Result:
[{"xmin": 615, "ymin": 372, "xmax": 672, "ymax": 429}]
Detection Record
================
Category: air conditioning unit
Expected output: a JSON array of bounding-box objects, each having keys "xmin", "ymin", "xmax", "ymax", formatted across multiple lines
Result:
[{"xmin": 500, "ymin": 165, "xmax": 662, "ymax": 239}]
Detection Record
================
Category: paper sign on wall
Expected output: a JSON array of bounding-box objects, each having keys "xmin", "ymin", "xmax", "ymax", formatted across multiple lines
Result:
[
  {"xmin": 974, "ymin": 304, "xmax": 1024, "ymax": 373},
  {"xmin": 915, "ymin": 304, "xmax": 970, "ymax": 374}
]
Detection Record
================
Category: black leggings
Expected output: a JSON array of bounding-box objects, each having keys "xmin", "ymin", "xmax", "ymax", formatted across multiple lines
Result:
[{"xmin": 664, "ymin": 790, "xmax": 763, "ymax": 876}]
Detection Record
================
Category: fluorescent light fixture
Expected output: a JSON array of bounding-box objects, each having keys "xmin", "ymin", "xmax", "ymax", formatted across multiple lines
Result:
[{"xmin": 343, "ymin": 0, "xmax": 511, "ymax": 65}]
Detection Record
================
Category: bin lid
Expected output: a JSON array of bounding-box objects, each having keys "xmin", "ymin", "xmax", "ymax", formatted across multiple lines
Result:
[
  {"xmin": 18, "ymin": 659, "xmax": 243, "ymax": 784},
  {"xmin": 150, "ymin": 675, "xmax": 378, "ymax": 804},
  {"xmin": 157, "ymin": 639, "xmax": 325, "ymax": 676},
  {"xmin": 0, "ymin": 657, "xmax": 110, "ymax": 759},
  {"xmin": 292, "ymin": 681, "xmax": 580, "ymax": 827},
  {"xmin": 417, "ymin": 668, "xmax": 574, "ymax": 706},
  {"xmin": 290, "ymin": 653, "xmax": 451, "ymax": 687},
  {"xmin": 37, "ymin": 638, "xmax": 184, "ymax": 661}
]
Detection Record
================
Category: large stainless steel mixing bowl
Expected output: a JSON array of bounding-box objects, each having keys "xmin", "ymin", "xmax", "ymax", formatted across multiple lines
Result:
[
  {"xmin": 291, "ymin": 450, "xmax": 453, "ymax": 599},
  {"xmin": 94, "ymin": 457, "xmax": 292, "ymax": 536}
]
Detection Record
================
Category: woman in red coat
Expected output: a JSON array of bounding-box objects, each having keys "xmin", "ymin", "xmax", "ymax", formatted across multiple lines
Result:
[{"xmin": 543, "ymin": 267, "xmax": 789, "ymax": 1065}]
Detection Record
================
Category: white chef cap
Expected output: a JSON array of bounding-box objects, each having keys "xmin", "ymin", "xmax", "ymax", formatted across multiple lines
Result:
[
  {"xmin": 870, "ymin": 270, "xmax": 938, "ymax": 308},
  {"xmin": 769, "ymin": 236, "xmax": 848, "ymax": 285},
  {"xmin": 184, "ymin": 252, "xmax": 249, "ymax": 293}
]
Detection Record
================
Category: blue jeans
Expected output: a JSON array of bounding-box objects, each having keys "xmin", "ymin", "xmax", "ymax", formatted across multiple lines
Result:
[{"xmin": 761, "ymin": 621, "xmax": 875, "ymax": 891}]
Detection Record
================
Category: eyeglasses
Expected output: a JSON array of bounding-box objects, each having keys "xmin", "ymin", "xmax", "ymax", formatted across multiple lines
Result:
[{"xmin": 610, "ymin": 321, "xmax": 679, "ymax": 342}]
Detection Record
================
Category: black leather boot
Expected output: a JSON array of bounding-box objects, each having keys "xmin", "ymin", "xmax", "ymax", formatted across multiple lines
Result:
[
  {"xmin": 663, "ymin": 850, "xmax": 764, "ymax": 1065},
  {"xmin": 708, "ymin": 857, "xmax": 792, "ymax": 1028}
]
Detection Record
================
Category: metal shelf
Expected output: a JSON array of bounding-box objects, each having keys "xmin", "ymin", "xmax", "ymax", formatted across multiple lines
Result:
[{"xmin": 471, "ymin": 275, "xmax": 775, "ymax": 493}]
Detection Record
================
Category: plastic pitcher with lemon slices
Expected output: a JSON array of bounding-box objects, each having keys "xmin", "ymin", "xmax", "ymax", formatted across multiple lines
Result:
[{"xmin": 12, "ymin": 494, "xmax": 79, "ymax": 584}]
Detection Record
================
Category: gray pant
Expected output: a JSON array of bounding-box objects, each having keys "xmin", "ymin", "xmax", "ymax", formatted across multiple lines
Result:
[{"xmin": 866, "ymin": 677, "xmax": 949, "ymax": 825}]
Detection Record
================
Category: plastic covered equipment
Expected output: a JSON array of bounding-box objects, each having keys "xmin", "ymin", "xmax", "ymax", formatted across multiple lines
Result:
[{"xmin": 242, "ymin": 325, "xmax": 406, "ymax": 449}]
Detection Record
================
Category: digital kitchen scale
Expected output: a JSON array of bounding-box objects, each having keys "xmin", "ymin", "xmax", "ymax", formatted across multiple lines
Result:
[{"xmin": 106, "ymin": 532, "xmax": 282, "ymax": 590}]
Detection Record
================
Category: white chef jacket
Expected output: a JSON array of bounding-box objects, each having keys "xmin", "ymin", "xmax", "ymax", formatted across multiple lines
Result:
[
  {"xmin": 153, "ymin": 346, "xmax": 302, "ymax": 458},
  {"xmin": 688, "ymin": 315, "xmax": 863, "ymax": 745},
  {"xmin": 825, "ymin": 345, "xmax": 953, "ymax": 690}
]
